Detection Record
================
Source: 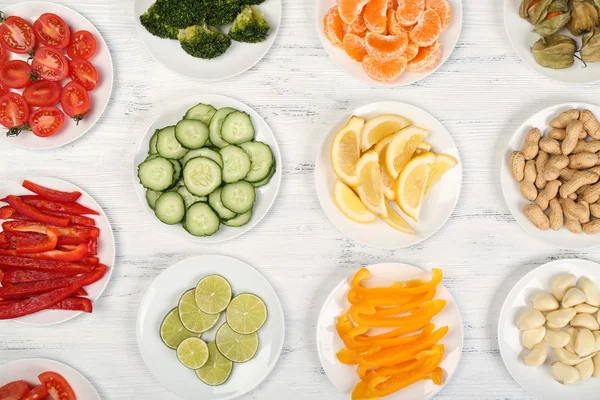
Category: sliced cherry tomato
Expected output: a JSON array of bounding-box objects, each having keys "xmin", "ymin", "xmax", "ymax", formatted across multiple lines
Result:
[
  {"xmin": 0, "ymin": 81, "xmax": 8, "ymax": 96},
  {"xmin": 0, "ymin": 44, "xmax": 7, "ymax": 65},
  {"xmin": 29, "ymin": 106, "xmax": 64, "ymax": 137},
  {"xmin": 38, "ymin": 372, "xmax": 76, "ymax": 400},
  {"xmin": 69, "ymin": 58, "xmax": 98, "ymax": 91},
  {"xmin": 0, "ymin": 16, "xmax": 35, "ymax": 54},
  {"xmin": 23, "ymin": 80, "xmax": 61, "ymax": 107},
  {"xmin": 0, "ymin": 60, "xmax": 33, "ymax": 89},
  {"xmin": 0, "ymin": 92, "xmax": 30, "ymax": 132},
  {"xmin": 33, "ymin": 13, "xmax": 70, "ymax": 49},
  {"xmin": 0, "ymin": 380, "xmax": 30, "ymax": 400},
  {"xmin": 32, "ymin": 47, "xmax": 69, "ymax": 82},
  {"xmin": 23, "ymin": 385, "xmax": 47, "ymax": 400},
  {"xmin": 66, "ymin": 30, "xmax": 96, "ymax": 60},
  {"xmin": 60, "ymin": 81, "xmax": 89, "ymax": 122}
]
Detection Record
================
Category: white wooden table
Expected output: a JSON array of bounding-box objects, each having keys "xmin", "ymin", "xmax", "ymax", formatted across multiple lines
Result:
[{"xmin": 0, "ymin": 0, "xmax": 597, "ymax": 398}]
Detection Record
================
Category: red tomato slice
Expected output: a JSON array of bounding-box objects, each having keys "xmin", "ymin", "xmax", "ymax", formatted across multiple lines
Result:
[
  {"xmin": 32, "ymin": 47, "xmax": 69, "ymax": 82},
  {"xmin": 29, "ymin": 106, "xmax": 64, "ymax": 137},
  {"xmin": 66, "ymin": 30, "xmax": 96, "ymax": 60},
  {"xmin": 68, "ymin": 58, "xmax": 98, "ymax": 91},
  {"xmin": 23, "ymin": 80, "xmax": 62, "ymax": 107},
  {"xmin": 0, "ymin": 380, "xmax": 30, "ymax": 400},
  {"xmin": 0, "ymin": 81, "xmax": 8, "ymax": 96},
  {"xmin": 38, "ymin": 372, "xmax": 76, "ymax": 400},
  {"xmin": 60, "ymin": 81, "xmax": 89, "ymax": 121},
  {"xmin": 0, "ymin": 44, "xmax": 7, "ymax": 65},
  {"xmin": 33, "ymin": 13, "xmax": 70, "ymax": 49},
  {"xmin": 0, "ymin": 16, "xmax": 35, "ymax": 54},
  {"xmin": 0, "ymin": 60, "xmax": 33, "ymax": 89},
  {"xmin": 0, "ymin": 92, "xmax": 30, "ymax": 131},
  {"xmin": 23, "ymin": 386, "xmax": 47, "ymax": 400}
]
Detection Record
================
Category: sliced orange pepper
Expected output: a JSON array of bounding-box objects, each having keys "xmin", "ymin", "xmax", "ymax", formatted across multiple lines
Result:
[
  {"xmin": 426, "ymin": 367, "xmax": 443, "ymax": 385},
  {"xmin": 352, "ymin": 268, "xmax": 443, "ymax": 297},
  {"xmin": 350, "ymin": 324, "xmax": 435, "ymax": 351},
  {"xmin": 351, "ymin": 299, "xmax": 446, "ymax": 327},
  {"xmin": 373, "ymin": 289, "xmax": 436, "ymax": 317},
  {"xmin": 354, "ymin": 318, "xmax": 433, "ymax": 342},
  {"xmin": 363, "ymin": 345, "xmax": 444, "ymax": 383},
  {"xmin": 351, "ymin": 381, "xmax": 379, "ymax": 400},
  {"xmin": 337, "ymin": 347, "xmax": 359, "ymax": 364},
  {"xmin": 346, "ymin": 325, "xmax": 370, "ymax": 348},
  {"xmin": 349, "ymin": 289, "xmax": 422, "ymax": 306},
  {"xmin": 336, "ymin": 313, "xmax": 356, "ymax": 348}
]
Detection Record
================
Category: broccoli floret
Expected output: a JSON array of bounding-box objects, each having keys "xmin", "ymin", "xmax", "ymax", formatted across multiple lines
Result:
[
  {"xmin": 228, "ymin": 5, "xmax": 270, "ymax": 43},
  {"xmin": 178, "ymin": 24, "xmax": 232, "ymax": 59},
  {"xmin": 240, "ymin": 0, "xmax": 265, "ymax": 4},
  {"xmin": 204, "ymin": 0, "xmax": 242, "ymax": 26},
  {"xmin": 141, "ymin": 0, "xmax": 206, "ymax": 37},
  {"xmin": 139, "ymin": 2, "xmax": 179, "ymax": 39}
]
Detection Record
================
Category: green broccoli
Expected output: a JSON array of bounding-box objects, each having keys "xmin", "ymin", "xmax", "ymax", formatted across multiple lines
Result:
[
  {"xmin": 228, "ymin": 5, "xmax": 270, "ymax": 43},
  {"xmin": 240, "ymin": 0, "xmax": 265, "ymax": 4},
  {"xmin": 139, "ymin": 2, "xmax": 179, "ymax": 39},
  {"xmin": 178, "ymin": 24, "xmax": 232, "ymax": 59},
  {"xmin": 140, "ymin": 0, "xmax": 206, "ymax": 40},
  {"xmin": 204, "ymin": 0, "xmax": 242, "ymax": 26}
]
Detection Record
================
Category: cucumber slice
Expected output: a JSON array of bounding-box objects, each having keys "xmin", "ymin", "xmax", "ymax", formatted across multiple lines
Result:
[
  {"xmin": 175, "ymin": 119, "xmax": 209, "ymax": 150},
  {"xmin": 220, "ymin": 145, "xmax": 251, "ymax": 183},
  {"xmin": 157, "ymin": 126, "xmax": 189, "ymax": 159},
  {"xmin": 145, "ymin": 189, "xmax": 163, "ymax": 210},
  {"xmin": 138, "ymin": 156, "xmax": 175, "ymax": 191},
  {"xmin": 183, "ymin": 157, "xmax": 223, "ymax": 197},
  {"xmin": 209, "ymin": 107, "xmax": 236, "ymax": 149},
  {"xmin": 205, "ymin": 138, "xmax": 213, "ymax": 147},
  {"xmin": 251, "ymin": 165, "xmax": 275, "ymax": 188},
  {"xmin": 240, "ymin": 141, "xmax": 274, "ymax": 182},
  {"xmin": 220, "ymin": 182, "xmax": 255, "ymax": 214},
  {"xmin": 177, "ymin": 186, "xmax": 207, "ymax": 209},
  {"xmin": 185, "ymin": 103, "xmax": 217, "ymax": 125},
  {"xmin": 222, "ymin": 210, "xmax": 252, "ymax": 227},
  {"xmin": 149, "ymin": 129, "xmax": 159, "ymax": 154},
  {"xmin": 170, "ymin": 159, "xmax": 182, "ymax": 183},
  {"xmin": 221, "ymin": 112, "xmax": 255, "ymax": 145},
  {"xmin": 182, "ymin": 148, "xmax": 224, "ymax": 168},
  {"xmin": 184, "ymin": 202, "xmax": 220, "ymax": 236},
  {"xmin": 145, "ymin": 153, "xmax": 160, "ymax": 161},
  {"xmin": 208, "ymin": 188, "xmax": 237, "ymax": 220},
  {"xmin": 154, "ymin": 192, "xmax": 186, "ymax": 225}
]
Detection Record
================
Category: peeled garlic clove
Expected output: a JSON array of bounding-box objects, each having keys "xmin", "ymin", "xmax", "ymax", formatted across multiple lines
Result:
[
  {"xmin": 594, "ymin": 353, "xmax": 600, "ymax": 377},
  {"xmin": 523, "ymin": 342, "xmax": 547, "ymax": 367},
  {"xmin": 555, "ymin": 347, "xmax": 595, "ymax": 365},
  {"xmin": 517, "ymin": 308, "xmax": 546, "ymax": 330},
  {"xmin": 532, "ymin": 292, "xmax": 559, "ymax": 312},
  {"xmin": 544, "ymin": 329, "xmax": 571, "ymax": 348},
  {"xmin": 571, "ymin": 313, "xmax": 600, "ymax": 330},
  {"xmin": 574, "ymin": 303, "xmax": 599, "ymax": 314},
  {"xmin": 575, "ymin": 328, "xmax": 596, "ymax": 357},
  {"xmin": 553, "ymin": 274, "xmax": 576, "ymax": 301},
  {"xmin": 562, "ymin": 287, "xmax": 587, "ymax": 308},
  {"xmin": 551, "ymin": 361, "xmax": 581, "ymax": 384},
  {"xmin": 522, "ymin": 326, "xmax": 547, "ymax": 350},
  {"xmin": 565, "ymin": 327, "xmax": 578, "ymax": 353},
  {"xmin": 546, "ymin": 308, "xmax": 576, "ymax": 328},
  {"xmin": 594, "ymin": 330, "xmax": 600, "ymax": 352},
  {"xmin": 580, "ymin": 277, "xmax": 600, "ymax": 307},
  {"xmin": 576, "ymin": 358, "xmax": 594, "ymax": 381}
]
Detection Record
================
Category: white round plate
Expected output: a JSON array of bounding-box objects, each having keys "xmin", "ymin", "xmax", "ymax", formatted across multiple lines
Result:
[
  {"xmin": 316, "ymin": 263, "xmax": 464, "ymax": 399},
  {"xmin": 504, "ymin": 0, "xmax": 600, "ymax": 83},
  {"xmin": 0, "ymin": 177, "xmax": 115, "ymax": 325},
  {"xmin": 498, "ymin": 258, "xmax": 600, "ymax": 400},
  {"xmin": 0, "ymin": 358, "xmax": 100, "ymax": 399},
  {"xmin": 133, "ymin": 94, "xmax": 282, "ymax": 243},
  {"xmin": 0, "ymin": 1, "xmax": 114, "ymax": 149},
  {"xmin": 133, "ymin": 0, "xmax": 281, "ymax": 81},
  {"xmin": 316, "ymin": 0, "xmax": 463, "ymax": 86},
  {"xmin": 315, "ymin": 101, "xmax": 462, "ymax": 249},
  {"xmin": 500, "ymin": 102, "xmax": 600, "ymax": 249},
  {"xmin": 137, "ymin": 254, "xmax": 285, "ymax": 400}
]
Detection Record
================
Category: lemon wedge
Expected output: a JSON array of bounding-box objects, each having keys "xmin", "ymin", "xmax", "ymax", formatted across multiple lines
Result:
[
  {"xmin": 395, "ymin": 151, "xmax": 435, "ymax": 222},
  {"xmin": 381, "ymin": 202, "xmax": 415, "ymax": 234},
  {"xmin": 385, "ymin": 126, "xmax": 429, "ymax": 179},
  {"xmin": 373, "ymin": 137, "xmax": 396, "ymax": 201},
  {"xmin": 361, "ymin": 114, "xmax": 412, "ymax": 151},
  {"xmin": 424, "ymin": 153, "xmax": 457, "ymax": 197},
  {"xmin": 355, "ymin": 150, "xmax": 388, "ymax": 218},
  {"xmin": 331, "ymin": 116, "xmax": 364, "ymax": 186},
  {"xmin": 333, "ymin": 179, "xmax": 377, "ymax": 223}
]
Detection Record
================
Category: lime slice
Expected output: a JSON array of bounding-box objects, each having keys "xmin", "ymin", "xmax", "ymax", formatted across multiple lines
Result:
[
  {"xmin": 178, "ymin": 289, "xmax": 220, "ymax": 333},
  {"xmin": 196, "ymin": 341, "xmax": 233, "ymax": 386},
  {"xmin": 226, "ymin": 293, "xmax": 267, "ymax": 334},
  {"xmin": 215, "ymin": 322, "xmax": 259, "ymax": 363},
  {"xmin": 195, "ymin": 275, "xmax": 232, "ymax": 314},
  {"xmin": 159, "ymin": 308, "xmax": 200, "ymax": 349},
  {"xmin": 177, "ymin": 337, "xmax": 209, "ymax": 369}
]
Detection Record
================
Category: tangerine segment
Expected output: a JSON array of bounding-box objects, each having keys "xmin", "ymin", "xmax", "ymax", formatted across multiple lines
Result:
[
  {"xmin": 363, "ymin": 54, "xmax": 407, "ymax": 82},
  {"xmin": 407, "ymin": 40, "xmax": 441, "ymax": 72},
  {"xmin": 364, "ymin": 32, "xmax": 408, "ymax": 62},
  {"xmin": 350, "ymin": 13, "xmax": 367, "ymax": 36},
  {"xmin": 404, "ymin": 41, "xmax": 419, "ymax": 61},
  {"xmin": 324, "ymin": 6, "xmax": 346, "ymax": 48},
  {"xmin": 426, "ymin": 0, "xmax": 451, "ymax": 30},
  {"xmin": 364, "ymin": 0, "xmax": 388, "ymax": 34},
  {"xmin": 396, "ymin": 0, "xmax": 425, "ymax": 26},
  {"xmin": 344, "ymin": 33, "xmax": 368, "ymax": 62},
  {"xmin": 339, "ymin": 0, "xmax": 370, "ymax": 24},
  {"xmin": 409, "ymin": 9, "xmax": 441, "ymax": 47}
]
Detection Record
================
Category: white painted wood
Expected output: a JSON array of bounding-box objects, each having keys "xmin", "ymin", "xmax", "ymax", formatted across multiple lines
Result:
[{"xmin": 1, "ymin": 0, "xmax": 598, "ymax": 398}]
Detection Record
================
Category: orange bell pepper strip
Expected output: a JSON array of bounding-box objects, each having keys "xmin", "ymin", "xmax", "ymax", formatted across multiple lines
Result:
[
  {"xmin": 426, "ymin": 367, "xmax": 444, "ymax": 385},
  {"xmin": 352, "ymin": 268, "xmax": 443, "ymax": 297},
  {"xmin": 336, "ymin": 313, "xmax": 355, "ymax": 347},
  {"xmin": 351, "ymin": 381, "xmax": 379, "ymax": 400},
  {"xmin": 354, "ymin": 318, "xmax": 434, "ymax": 342},
  {"xmin": 345, "ymin": 325, "xmax": 370, "ymax": 348},
  {"xmin": 351, "ymin": 299, "xmax": 446, "ymax": 327},
  {"xmin": 373, "ymin": 289, "xmax": 436, "ymax": 317},
  {"xmin": 350, "ymin": 324, "xmax": 435, "ymax": 351},
  {"xmin": 337, "ymin": 347, "xmax": 359, "ymax": 364},
  {"xmin": 363, "ymin": 344, "xmax": 443, "ymax": 383}
]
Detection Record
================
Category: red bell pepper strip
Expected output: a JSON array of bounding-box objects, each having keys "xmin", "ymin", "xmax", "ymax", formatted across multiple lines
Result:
[
  {"xmin": 82, "ymin": 256, "xmax": 99, "ymax": 266},
  {"xmin": 5, "ymin": 196, "xmax": 70, "ymax": 227},
  {"xmin": 15, "ymin": 197, "xmax": 99, "ymax": 215},
  {"xmin": 0, "ymin": 283, "xmax": 81, "ymax": 319},
  {"xmin": 22, "ymin": 180, "xmax": 82, "ymax": 202},
  {"xmin": 15, "ymin": 228, "xmax": 58, "ymax": 254},
  {"xmin": 50, "ymin": 297, "xmax": 92, "ymax": 313},
  {"xmin": 3, "ymin": 221, "xmax": 99, "ymax": 239},
  {"xmin": 0, "ymin": 243, "xmax": 89, "ymax": 262},
  {"xmin": 57, "ymin": 236, "xmax": 87, "ymax": 245},
  {"xmin": 74, "ymin": 287, "xmax": 87, "ymax": 296},
  {"xmin": 0, "ymin": 269, "xmax": 3, "ymax": 282},
  {"xmin": 44, "ymin": 211, "xmax": 95, "ymax": 226},
  {"xmin": 0, "ymin": 206, "xmax": 11, "ymax": 219},
  {"xmin": 2, "ymin": 269, "xmax": 80, "ymax": 284},
  {"xmin": 0, "ymin": 255, "xmax": 92, "ymax": 273},
  {"xmin": 0, "ymin": 206, "xmax": 96, "ymax": 226}
]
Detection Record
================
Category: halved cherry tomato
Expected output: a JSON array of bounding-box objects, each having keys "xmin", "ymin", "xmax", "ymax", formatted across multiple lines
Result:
[
  {"xmin": 33, "ymin": 13, "xmax": 70, "ymax": 49},
  {"xmin": 0, "ymin": 60, "xmax": 33, "ymax": 89},
  {"xmin": 23, "ymin": 385, "xmax": 48, "ymax": 400},
  {"xmin": 0, "ymin": 44, "xmax": 7, "ymax": 65},
  {"xmin": 0, "ymin": 16, "xmax": 35, "ymax": 54},
  {"xmin": 29, "ymin": 106, "xmax": 64, "ymax": 137},
  {"xmin": 66, "ymin": 30, "xmax": 96, "ymax": 60},
  {"xmin": 0, "ymin": 380, "xmax": 30, "ymax": 400},
  {"xmin": 0, "ymin": 81, "xmax": 8, "ymax": 96},
  {"xmin": 0, "ymin": 92, "xmax": 30, "ymax": 132},
  {"xmin": 32, "ymin": 47, "xmax": 69, "ymax": 82},
  {"xmin": 69, "ymin": 58, "xmax": 98, "ymax": 91},
  {"xmin": 23, "ymin": 80, "xmax": 62, "ymax": 107},
  {"xmin": 60, "ymin": 81, "xmax": 89, "ymax": 122},
  {"xmin": 38, "ymin": 372, "xmax": 76, "ymax": 400}
]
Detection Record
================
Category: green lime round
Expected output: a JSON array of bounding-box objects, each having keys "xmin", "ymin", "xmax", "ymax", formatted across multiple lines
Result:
[
  {"xmin": 215, "ymin": 322, "xmax": 259, "ymax": 363},
  {"xmin": 195, "ymin": 341, "xmax": 233, "ymax": 386},
  {"xmin": 177, "ymin": 337, "xmax": 209, "ymax": 369},
  {"xmin": 195, "ymin": 275, "xmax": 232, "ymax": 314},
  {"xmin": 226, "ymin": 293, "xmax": 267, "ymax": 334},
  {"xmin": 159, "ymin": 308, "xmax": 200, "ymax": 349},
  {"xmin": 178, "ymin": 289, "xmax": 220, "ymax": 333}
]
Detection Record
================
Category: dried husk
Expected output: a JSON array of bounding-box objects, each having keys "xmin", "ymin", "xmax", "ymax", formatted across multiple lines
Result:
[
  {"xmin": 521, "ymin": 0, "xmax": 554, "ymax": 23},
  {"xmin": 582, "ymin": 27, "xmax": 600, "ymax": 62},
  {"xmin": 534, "ymin": 11, "xmax": 571, "ymax": 36},
  {"xmin": 568, "ymin": 0, "xmax": 599, "ymax": 36},
  {"xmin": 531, "ymin": 35, "xmax": 577, "ymax": 69}
]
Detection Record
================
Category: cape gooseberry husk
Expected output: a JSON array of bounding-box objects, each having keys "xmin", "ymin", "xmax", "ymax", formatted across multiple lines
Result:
[
  {"xmin": 531, "ymin": 35, "xmax": 577, "ymax": 69},
  {"xmin": 533, "ymin": 10, "xmax": 571, "ymax": 37},
  {"xmin": 582, "ymin": 27, "xmax": 600, "ymax": 62},
  {"xmin": 568, "ymin": 0, "xmax": 599, "ymax": 36},
  {"xmin": 520, "ymin": 0, "xmax": 554, "ymax": 24}
]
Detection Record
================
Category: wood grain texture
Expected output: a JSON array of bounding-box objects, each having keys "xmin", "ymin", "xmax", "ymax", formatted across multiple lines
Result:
[{"xmin": 0, "ymin": 0, "xmax": 598, "ymax": 398}]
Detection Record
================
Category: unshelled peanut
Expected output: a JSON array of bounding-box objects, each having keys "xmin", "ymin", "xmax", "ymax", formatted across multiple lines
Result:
[
  {"xmin": 580, "ymin": 110, "xmax": 600, "ymax": 140},
  {"xmin": 536, "ymin": 180, "xmax": 561, "ymax": 210},
  {"xmin": 568, "ymin": 152, "xmax": 599, "ymax": 169},
  {"xmin": 535, "ymin": 151, "xmax": 548, "ymax": 189},
  {"xmin": 560, "ymin": 171, "xmax": 600, "ymax": 199},
  {"xmin": 550, "ymin": 109, "xmax": 580, "ymax": 129},
  {"xmin": 539, "ymin": 138, "xmax": 562, "ymax": 155},
  {"xmin": 522, "ymin": 128, "xmax": 541, "ymax": 160},
  {"xmin": 510, "ymin": 151, "xmax": 525, "ymax": 182},
  {"xmin": 544, "ymin": 155, "xmax": 569, "ymax": 180},
  {"xmin": 521, "ymin": 161, "xmax": 538, "ymax": 201},
  {"xmin": 549, "ymin": 198, "xmax": 564, "ymax": 231},
  {"xmin": 562, "ymin": 121, "xmax": 584, "ymax": 155},
  {"xmin": 523, "ymin": 204, "xmax": 550, "ymax": 230}
]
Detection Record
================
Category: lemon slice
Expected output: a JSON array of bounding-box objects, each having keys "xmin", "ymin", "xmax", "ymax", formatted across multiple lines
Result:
[
  {"xmin": 424, "ymin": 153, "xmax": 457, "ymax": 197},
  {"xmin": 373, "ymin": 137, "xmax": 396, "ymax": 201},
  {"xmin": 333, "ymin": 179, "xmax": 376, "ymax": 223},
  {"xmin": 395, "ymin": 152, "xmax": 435, "ymax": 222},
  {"xmin": 361, "ymin": 114, "xmax": 412, "ymax": 151},
  {"xmin": 381, "ymin": 203, "xmax": 416, "ymax": 234},
  {"xmin": 355, "ymin": 151, "xmax": 388, "ymax": 218},
  {"xmin": 385, "ymin": 126, "xmax": 430, "ymax": 179},
  {"xmin": 331, "ymin": 116, "xmax": 364, "ymax": 186},
  {"xmin": 414, "ymin": 142, "xmax": 432, "ymax": 157}
]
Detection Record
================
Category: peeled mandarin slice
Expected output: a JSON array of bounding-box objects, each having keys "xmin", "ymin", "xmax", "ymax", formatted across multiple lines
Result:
[
  {"xmin": 344, "ymin": 33, "xmax": 368, "ymax": 62},
  {"xmin": 331, "ymin": 116, "xmax": 364, "ymax": 186},
  {"xmin": 382, "ymin": 202, "xmax": 416, "ymax": 234},
  {"xmin": 355, "ymin": 150, "xmax": 388, "ymax": 217},
  {"xmin": 339, "ymin": 0, "xmax": 370, "ymax": 24},
  {"xmin": 365, "ymin": 32, "xmax": 408, "ymax": 62},
  {"xmin": 324, "ymin": 6, "xmax": 347, "ymax": 48},
  {"xmin": 333, "ymin": 179, "xmax": 377, "ymax": 223},
  {"xmin": 404, "ymin": 41, "xmax": 419, "ymax": 61},
  {"xmin": 361, "ymin": 113, "xmax": 412, "ymax": 151},
  {"xmin": 384, "ymin": 125, "xmax": 429, "ymax": 179},
  {"xmin": 426, "ymin": 0, "xmax": 452, "ymax": 30},
  {"xmin": 386, "ymin": 8, "xmax": 404, "ymax": 35},
  {"xmin": 350, "ymin": 13, "xmax": 367, "ymax": 36},
  {"xmin": 409, "ymin": 9, "xmax": 441, "ymax": 47},
  {"xmin": 396, "ymin": 0, "xmax": 425, "ymax": 26},
  {"xmin": 388, "ymin": 0, "xmax": 398, "ymax": 8},
  {"xmin": 424, "ymin": 153, "xmax": 457, "ymax": 197},
  {"xmin": 363, "ymin": 54, "xmax": 407, "ymax": 82},
  {"xmin": 407, "ymin": 40, "xmax": 441, "ymax": 72},
  {"xmin": 374, "ymin": 137, "xmax": 396, "ymax": 201},
  {"xmin": 395, "ymin": 151, "xmax": 435, "ymax": 221},
  {"xmin": 364, "ymin": 0, "xmax": 388, "ymax": 33}
]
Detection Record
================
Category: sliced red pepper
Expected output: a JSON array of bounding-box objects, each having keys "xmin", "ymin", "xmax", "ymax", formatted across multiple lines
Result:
[
  {"xmin": 16, "ymin": 196, "xmax": 99, "ymax": 215},
  {"xmin": 22, "ymin": 180, "xmax": 82, "ymax": 202},
  {"xmin": 44, "ymin": 211, "xmax": 95, "ymax": 226},
  {"xmin": 50, "ymin": 297, "xmax": 92, "ymax": 312},
  {"xmin": 57, "ymin": 236, "xmax": 87, "ymax": 245},
  {"xmin": 2, "ymin": 269, "xmax": 79, "ymax": 284},
  {"xmin": 0, "ymin": 243, "xmax": 89, "ymax": 262},
  {"xmin": 74, "ymin": 287, "xmax": 88, "ymax": 296},
  {"xmin": 0, "ymin": 283, "xmax": 81, "ymax": 319},
  {"xmin": 0, "ymin": 269, "xmax": 3, "ymax": 282},
  {"xmin": 0, "ymin": 255, "xmax": 92, "ymax": 273},
  {"xmin": 3, "ymin": 221, "xmax": 99, "ymax": 239},
  {"xmin": 15, "ymin": 228, "xmax": 58, "ymax": 254},
  {"xmin": 0, "ymin": 205, "xmax": 12, "ymax": 219},
  {"xmin": 0, "ymin": 206, "xmax": 96, "ymax": 226},
  {"xmin": 82, "ymin": 256, "xmax": 99, "ymax": 266},
  {"xmin": 5, "ymin": 195, "xmax": 70, "ymax": 227}
]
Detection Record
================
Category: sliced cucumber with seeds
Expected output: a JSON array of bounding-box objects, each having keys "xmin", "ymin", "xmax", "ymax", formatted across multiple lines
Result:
[
  {"xmin": 170, "ymin": 159, "xmax": 181, "ymax": 183},
  {"xmin": 154, "ymin": 192, "xmax": 186, "ymax": 225},
  {"xmin": 145, "ymin": 189, "xmax": 163, "ymax": 210},
  {"xmin": 221, "ymin": 182, "xmax": 255, "ymax": 214},
  {"xmin": 167, "ymin": 178, "xmax": 184, "ymax": 192},
  {"xmin": 208, "ymin": 188, "xmax": 237, "ymax": 220},
  {"xmin": 251, "ymin": 165, "xmax": 275, "ymax": 188},
  {"xmin": 145, "ymin": 153, "xmax": 160, "ymax": 162},
  {"xmin": 149, "ymin": 130, "xmax": 159, "ymax": 154},
  {"xmin": 184, "ymin": 202, "xmax": 220, "ymax": 236},
  {"xmin": 175, "ymin": 119, "xmax": 209, "ymax": 149},
  {"xmin": 209, "ymin": 107, "xmax": 236, "ymax": 148},
  {"xmin": 222, "ymin": 210, "xmax": 252, "ymax": 227},
  {"xmin": 221, "ymin": 111, "xmax": 255, "ymax": 144},
  {"xmin": 183, "ymin": 157, "xmax": 222, "ymax": 197},
  {"xmin": 240, "ymin": 141, "xmax": 274, "ymax": 182},
  {"xmin": 138, "ymin": 156, "xmax": 175, "ymax": 191},
  {"xmin": 157, "ymin": 126, "xmax": 189, "ymax": 159},
  {"xmin": 182, "ymin": 148, "xmax": 223, "ymax": 168},
  {"xmin": 185, "ymin": 103, "xmax": 217, "ymax": 125},
  {"xmin": 220, "ymin": 145, "xmax": 251, "ymax": 183},
  {"xmin": 177, "ymin": 186, "xmax": 206, "ymax": 209}
]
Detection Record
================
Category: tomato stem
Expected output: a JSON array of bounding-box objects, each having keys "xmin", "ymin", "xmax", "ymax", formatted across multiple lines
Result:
[
  {"xmin": 73, "ymin": 115, "xmax": 85, "ymax": 125},
  {"xmin": 6, "ymin": 123, "xmax": 31, "ymax": 137},
  {"xmin": 29, "ymin": 70, "xmax": 39, "ymax": 82},
  {"xmin": 0, "ymin": 12, "xmax": 5, "ymax": 24},
  {"xmin": 27, "ymin": 49, "xmax": 35, "ymax": 62}
]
